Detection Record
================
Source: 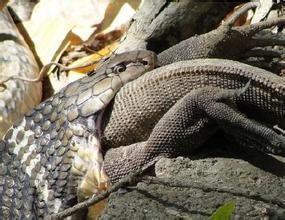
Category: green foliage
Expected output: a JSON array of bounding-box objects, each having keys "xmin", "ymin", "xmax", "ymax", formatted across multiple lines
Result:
[{"xmin": 209, "ymin": 201, "xmax": 235, "ymax": 220}]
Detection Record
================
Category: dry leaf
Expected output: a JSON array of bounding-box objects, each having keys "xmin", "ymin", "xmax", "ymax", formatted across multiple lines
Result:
[
  {"xmin": 22, "ymin": 0, "xmax": 112, "ymax": 65},
  {"xmin": 87, "ymin": 199, "xmax": 108, "ymax": 219},
  {"xmin": 18, "ymin": 0, "xmax": 141, "ymax": 94},
  {"xmin": 51, "ymin": 42, "xmax": 118, "ymax": 93},
  {"xmin": 223, "ymin": 3, "xmax": 252, "ymax": 26},
  {"xmin": 69, "ymin": 41, "xmax": 119, "ymax": 72}
]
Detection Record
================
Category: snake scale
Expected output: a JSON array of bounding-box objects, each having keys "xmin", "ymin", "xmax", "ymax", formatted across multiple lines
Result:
[
  {"xmin": 0, "ymin": 8, "xmax": 41, "ymax": 138},
  {"xmin": 0, "ymin": 50, "xmax": 156, "ymax": 219}
]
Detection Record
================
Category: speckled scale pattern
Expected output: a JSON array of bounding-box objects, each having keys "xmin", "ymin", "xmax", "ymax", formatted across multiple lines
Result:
[
  {"xmin": 0, "ymin": 77, "xmax": 113, "ymax": 218},
  {"xmin": 104, "ymin": 85, "xmax": 285, "ymax": 182},
  {"xmin": 0, "ymin": 140, "xmax": 37, "ymax": 219},
  {"xmin": 0, "ymin": 50, "xmax": 157, "ymax": 218},
  {"xmin": 157, "ymin": 34, "xmax": 210, "ymax": 66},
  {"xmin": 157, "ymin": 17, "xmax": 285, "ymax": 67},
  {"xmin": 1, "ymin": 75, "xmax": 109, "ymax": 216},
  {"xmin": 0, "ymin": 8, "xmax": 42, "ymax": 138},
  {"xmin": 104, "ymin": 88, "xmax": 218, "ymax": 182},
  {"xmin": 102, "ymin": 59, "xmax": 285, "ymax": 148}
]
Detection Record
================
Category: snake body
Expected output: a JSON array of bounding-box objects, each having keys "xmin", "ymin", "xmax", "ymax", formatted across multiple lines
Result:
[
  {"xmin": 0, "ymin": 50, "xmax": 156, "ymax": 218},
  {"xmin": 0, "ymin": 8, "xmax": 41, "ymax": 138}
]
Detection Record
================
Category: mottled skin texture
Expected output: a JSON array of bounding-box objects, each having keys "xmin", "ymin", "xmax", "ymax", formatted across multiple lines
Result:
[
  {"xmin": 157, "ymin": 13, "xmax": 285, "ymax": 66},
  {"xmin": 102, "ymin": 8, "xmax": 285, "ymax": 182},
  {"xmin": 101, "ymin": 59, "xmax": 285, "ymax": 182},
  {"xmin": 102, "ymin": 59, "xmax": 285, "ymax": 147},
  {"xmin": 0, "ymin": 50, "xmax": 156, "ymax": 219},
  {"xmin": 104, "ymin": 85, "xmax": 285, "ymax": 182}
]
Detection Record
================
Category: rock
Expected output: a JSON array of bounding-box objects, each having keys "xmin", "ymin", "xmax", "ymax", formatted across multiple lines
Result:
[{"xmin": 99, "ymin": 143, "xmax": 285, "ymax": 219}]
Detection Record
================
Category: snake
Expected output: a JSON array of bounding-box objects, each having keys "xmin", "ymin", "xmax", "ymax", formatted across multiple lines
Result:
[{"xmin": 0, "ymin": 8, "xmax": 42, "ymax": 138}]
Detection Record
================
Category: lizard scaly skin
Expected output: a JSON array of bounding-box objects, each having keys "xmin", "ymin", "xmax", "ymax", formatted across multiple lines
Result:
[
  {"xmin": 104, "ymin": 83, "xmax": 285, "ymax": 182},
  {"xmin": 101, "ymin": 59, "xmax": 285, "ymax": 182},
  {"xmin": 155, "ymin": 0, "xmax": 285, "ymax": 68},
  {"xmin": 102, "ymin": 59, "xmax": 285, "ymax": 147}
]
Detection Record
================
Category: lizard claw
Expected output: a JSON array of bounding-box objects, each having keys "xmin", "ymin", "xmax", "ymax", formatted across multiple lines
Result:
[{"xmin": 273, "ymin": 141, "xmax": 285, "ymax": 155}]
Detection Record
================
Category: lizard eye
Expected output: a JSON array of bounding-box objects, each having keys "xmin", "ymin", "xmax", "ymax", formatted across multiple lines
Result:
[{"xmin": 114, "ymin": 64, "xmax": 126, "ymax": 74}]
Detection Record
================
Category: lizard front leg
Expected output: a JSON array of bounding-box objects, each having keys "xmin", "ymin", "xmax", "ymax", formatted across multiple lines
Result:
[{"xmin": 104, "ymin": 85, "xmax": 285, "ymax": 183}]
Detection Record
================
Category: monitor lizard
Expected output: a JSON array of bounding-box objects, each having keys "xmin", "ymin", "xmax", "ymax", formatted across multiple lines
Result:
[{"xmin": 101, "ymin": 59, "xmax": 285, "ymax": 182}]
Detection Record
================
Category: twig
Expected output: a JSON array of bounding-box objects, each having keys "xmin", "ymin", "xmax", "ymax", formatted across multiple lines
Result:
[
  {"xmin": 0, "ymin": 60, "xmax": 101, "ymax": 88},
  {"xmin": 273, "ymin": 125, "xmax": 285, "ymax": 135},
  {"xmin": 224, "ymin": 2, "xmax": 260, "ymax": 26},
  {"xmin": 141, "ymin": 176, "xmax": 285, "ymax": 208},
  {"xmin": 47, "ymin": 175, "xmax": 137, "ymax": 220},
  {"xmin": 47, "ymin": 158, "xmax": 161, "ymax": 220},
  {"xmin": 246, "ymin": 16, "xmax": 285, "ymax": 35},
  {"xmin": 0, "ymin": 62, "xmax": 52, "ymax": 86}
]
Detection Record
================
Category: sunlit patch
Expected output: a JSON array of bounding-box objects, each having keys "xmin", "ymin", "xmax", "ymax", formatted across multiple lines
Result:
[{"xmin": 70, "ymin": 130, "xmax": 110, "ymax": 201}]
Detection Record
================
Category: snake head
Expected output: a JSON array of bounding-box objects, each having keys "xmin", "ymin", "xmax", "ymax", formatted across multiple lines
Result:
[{"xmin": 90, "ymin": 50, "xmax": 157, "ymax": 83}]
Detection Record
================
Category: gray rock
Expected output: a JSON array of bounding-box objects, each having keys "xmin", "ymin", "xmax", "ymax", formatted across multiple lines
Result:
[{"xmin": 100, "ymin": 145, "xmax": 285, "ymax": 219}]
